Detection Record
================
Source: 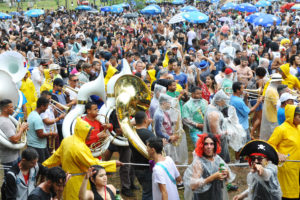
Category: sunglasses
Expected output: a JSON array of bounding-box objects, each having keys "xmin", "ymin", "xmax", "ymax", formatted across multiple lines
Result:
[
  {"xmin": 72, "ymin": 79, "xmax": 79, "ymax": 82},
  {"xmin": 250, "ymin": 156, "xmax": 264, "ymax": 162}
]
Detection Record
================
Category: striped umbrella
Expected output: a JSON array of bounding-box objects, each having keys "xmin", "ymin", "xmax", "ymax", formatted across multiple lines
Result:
[{"xmin": 168, "ymin": 13, "xmax": 185, "ymax": 24}]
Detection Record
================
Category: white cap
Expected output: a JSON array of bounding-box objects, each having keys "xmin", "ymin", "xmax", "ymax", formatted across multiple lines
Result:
[
  {"xmin": 49, "ymin": 64, "xmax": 60, "ymax": 71},
  {"xmin": 270, "ymin": 73, "xmax": 283, "ymax": 82},
  {"xmin": 280, "ymin": 92, "xmax": 297, "ymax": 103}
]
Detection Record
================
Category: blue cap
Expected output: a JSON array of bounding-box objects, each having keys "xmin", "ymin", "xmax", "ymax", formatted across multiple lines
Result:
[{"xmin": 197, "ymin": 60, "xmax": 209, "ymax": 69}]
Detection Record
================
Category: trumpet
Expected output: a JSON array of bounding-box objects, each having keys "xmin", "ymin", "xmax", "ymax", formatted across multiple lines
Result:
[
  {"xmin": 50, "ymin": 99, "xmax": 71, "ymax": 114},
  {"xmin": 244, "ymin": 87, "xmax": 262, "ymax": 96}
]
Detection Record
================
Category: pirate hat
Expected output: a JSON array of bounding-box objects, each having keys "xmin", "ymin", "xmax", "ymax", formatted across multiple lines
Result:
[{"xmin": 239, "ymin": 140, "xmax": 279, "ymax": 165}]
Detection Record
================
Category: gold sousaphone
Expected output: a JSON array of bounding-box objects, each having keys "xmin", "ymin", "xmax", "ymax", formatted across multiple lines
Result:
[{"xmin": 115, "ymin": 75, "xmax": 151, "ymax": 159}]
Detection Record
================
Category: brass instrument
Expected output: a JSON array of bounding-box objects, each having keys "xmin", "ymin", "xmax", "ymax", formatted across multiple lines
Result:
[
  {"xmin": 16, "ymin": 117, "xmax": 27, "ymax": 144},
  {"xmin": 89, "ymin": 130, "xmax": 112, "ymax": 155},
  {"xmin": 115, "ymin": 74, "xmax": 151, "ymax": 159},
  {"xmin": 48, "ymin": 126, "xmax": 56, "ymax": 154},
  {"xmin": 50, "ymin": 99, "xmax": 71, "ymax": 114},
  {"xmin": 63, "ymin": 85, "xmax": 79, "ymax": 94}
]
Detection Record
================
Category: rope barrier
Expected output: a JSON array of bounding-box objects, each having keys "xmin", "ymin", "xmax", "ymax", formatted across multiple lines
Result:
[{"xmin": 1, "ymin": 160, "xmax": 299, "ymax": 176}]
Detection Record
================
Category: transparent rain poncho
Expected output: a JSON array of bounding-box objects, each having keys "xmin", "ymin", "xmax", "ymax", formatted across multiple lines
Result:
[
  {"xmin": 244, "ymin": 162, "xmax": 282, "ymax": 200},
  {"xmin": 183, "ymin": 155, "xmax": 235, "ymax": 200},
  {"xmin": 223, "ymin": 106, "xmax": 247, "ymax": 152},
  {"xmin": 153, "ymin": 93, "xmax": 188, "ymax": 164},
  {"xmin": 150, "ymin": 84, "xmax": 167, "ymax": 119},
  {"xmin": 203, "ymin": 90, "xmax": 231, "ymax": 163}
]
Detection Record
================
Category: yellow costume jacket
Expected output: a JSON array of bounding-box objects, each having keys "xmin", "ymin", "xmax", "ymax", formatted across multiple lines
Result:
[
  {"xmin": 20, "ymin": 77, "xmax": 37, "ymax": 114},
  {"xmin": 280, "ymin": 64, "xmax": 300, "ymax": 90},
  {"xmin": 268, "ymin": 104, "xmax": 300, "ymax": 198},
  {"xmin": 43, "ymin": 117, "xmax": 116, "ymax": 200}
]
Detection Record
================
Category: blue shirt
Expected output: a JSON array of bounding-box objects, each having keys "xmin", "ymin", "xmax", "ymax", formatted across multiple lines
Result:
[
  {"xmin": 230, "ymin": 95, "xmax": 250, "ymax": 129},
  {"xmin": 27, "ymin": 111, "xmax": 47, "ymax": 148},
  {"xmin": 173, "ymin": 72, "xmax": 188, "ymax": 88},
  {"xmin": 212, "ymin": 59, "xmax": 225, "ymax": 76},
  {"xmin": 277, "ymin": 107, "xmax": 285, "ymax": 125}
]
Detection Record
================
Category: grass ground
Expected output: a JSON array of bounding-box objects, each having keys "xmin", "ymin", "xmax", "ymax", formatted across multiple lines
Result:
[{"xmin": 0, "ymin": 133, "xmax": 250, "ymax": 199}]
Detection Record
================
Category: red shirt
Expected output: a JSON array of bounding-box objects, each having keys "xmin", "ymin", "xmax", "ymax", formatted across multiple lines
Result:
[{"xmin": 82, "ymin": 116, "xmax": 113, "ymax": 146}]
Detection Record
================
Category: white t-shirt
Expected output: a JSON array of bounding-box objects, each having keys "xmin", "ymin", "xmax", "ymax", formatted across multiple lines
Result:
[
  {"xmin": 40, "ymin": 106, "xmax": 57, "ymax": 133},
  {"xmin": 187, "ymin": 30, "xmax": 196, "ymax": 46},
  {"xmin": 152, "ymin": 156, "xmax": 180, "ymax": 200}
]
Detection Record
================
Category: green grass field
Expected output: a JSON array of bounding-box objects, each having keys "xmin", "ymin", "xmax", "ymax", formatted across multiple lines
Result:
[{"xmin": 0, "ymin": 0, "xmax": 137, "ymax": 12}]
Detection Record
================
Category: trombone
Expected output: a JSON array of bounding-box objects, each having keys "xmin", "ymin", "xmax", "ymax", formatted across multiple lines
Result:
[
  {"xmin": 50, "ymin": 99, "xmax": 71, "ymax": 114},
  {"xmin": 63, "ymin": 85, "xmax": 79, "ymax": 94}
]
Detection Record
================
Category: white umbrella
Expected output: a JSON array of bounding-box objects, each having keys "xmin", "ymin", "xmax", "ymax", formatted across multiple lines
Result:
[{"xmin": 168, "ymin": 13, "xmax": 185, "ymax": 24}]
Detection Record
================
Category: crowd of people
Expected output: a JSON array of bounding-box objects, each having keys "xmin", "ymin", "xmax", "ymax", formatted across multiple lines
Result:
[{"xmin": 0, "ymin": 0, "xmax": 300, "ymax": 199}]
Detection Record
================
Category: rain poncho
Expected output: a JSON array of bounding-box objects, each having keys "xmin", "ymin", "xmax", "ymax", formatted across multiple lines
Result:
[
  {"xmin": 20, "ymin": 75, "xmax": 37, "ymax": 114},
  {"xmin": 223, "ymin": 106, "xmax": 247, "ymax": 152},
  {"xmin": 104, "ymin": 65, "xmax": 118, "ymax": 87},
  {"xmin": 280, "ymin": 63, "xmax": 300, "ymax": 90},
  {"xmin": 150, "ymin": 84, "xmax": 166, "ymax": 119},
  {"xmin": 182, "ymin": 98, "xmax": 208, "ymax": 145},
  {"xmin": 260, "ymin": 81, "xmax": 279, "ymax": 141},
  {"xmin": 147, "ymin": 69, "xmax": 157, "ymax": 86},
  {"xmin": 43, "ymin": 117, "xmax": 116, "ymax": 200},
  {"xmin": 163, "ymin": 50, "xmax": 170, "ymax": 68},
  {"xmin": 183, "ymin": 155, "xmax": 235, "ymax": 200},
  {"xmin": 268, "ymin": 105, "xmax": 300, "ymax": 198},
  {"xmin": 40, "ymin": 69, "xmax": 53, "ymax": 93},
  {"xmin": 203, "ymin": 90, "xmax": 231, "ymax": 163},
  {"xmin": 153, "ymin": 94, "xmax": 188, "ymax": 164},
  {"xmin": 244, "ymin": 162, "xmax": 281, "ymax": 200}
]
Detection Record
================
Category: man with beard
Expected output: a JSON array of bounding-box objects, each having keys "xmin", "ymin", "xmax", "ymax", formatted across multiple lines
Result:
[
  {"xmin": 28, "ymin": 167, "xmax": 67, "ymax": 200},
  {"xmin": 183, "ymin": 134, "xmax": 233, "ymax": 200}
]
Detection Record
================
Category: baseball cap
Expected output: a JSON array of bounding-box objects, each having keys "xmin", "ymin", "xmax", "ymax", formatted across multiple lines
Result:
[
  {"xmin": 224, "ymin": 68, "xmax": 233, "ymax": 75},
  {"xmin": 280, "ymin": 92, "xmax": 297, "ymax": 103}
]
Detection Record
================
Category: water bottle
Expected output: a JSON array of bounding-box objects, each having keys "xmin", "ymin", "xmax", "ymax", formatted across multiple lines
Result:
[
  {"xmin": 115, "ymin": 189, "xmax": 121, "ymax": 200},
  {"xmin": 219, "ymin": 163, "xmax": 225, "ymax": 172}
]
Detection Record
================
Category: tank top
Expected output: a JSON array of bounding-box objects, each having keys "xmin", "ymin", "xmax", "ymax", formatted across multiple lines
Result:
[{"xmin": 92, "ymin": 186, "xmax": 115, "ymax": 200}]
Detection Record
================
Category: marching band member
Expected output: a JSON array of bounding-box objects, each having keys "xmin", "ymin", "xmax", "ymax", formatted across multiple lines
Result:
[
  {"xmin": 0, "ymin": 99, "xmax": 28, "ymax": 175},
  {"xmin": 43, "ymin": 117, "xmax": 121, "ymax": 200},
  {"xmin": 82, "ymin": 102, "xmax": 111, "ymax": 158}
]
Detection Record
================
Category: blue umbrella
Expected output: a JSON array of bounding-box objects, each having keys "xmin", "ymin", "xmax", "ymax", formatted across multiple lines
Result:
[
  {"xmin": 146, "ymin": 0, "xmax": 156, "ymax": 3},
  {"xmin": 255, "ymin": 0, "xmax": 271, "ymax": 7},
  {"xmin": 24, "ymin": 9, "xmax": 45, "ymax": 17},
  {"xmin": 182, "ymin": 11, "xmax": 209, "ymax": 23},
  {"xmin": 101, "ymin": 6, "xmax": 111, "ymax": 12},
  {"xmin": 9, "ymin": 11, "xmax": 21, "ymax": 16},
  {"xmin": 141, "ymin": 5, "xmax": 161, "ymax": 15},
  {"xmin": 211, "ymin": 0, "xmax": 219, "ymax": 3},
  {"xmin": 180, "ymin": 6, "xmax": 199, "ymax": 12},
  {"xmin": 110, "ymin": 5, "xmax": 123, "ymax": 13},
  {"xmin": 0, "ymin": 12, "xmax": 12, "ymax": 19},
  {"xmin": 75, "ymin": 5, "xmax": 92, "ymax": 10},
  {"xmin": 245, "ymin": 12, "xmax": 266, "ymax": 23},
  {"xmin": 235, "ymin": 3, "xmax": 258, "ymax": 12},
  {"xmin": 291, "ymin": 4, "xmax": 300, "ymax": 10},
  {"xmin": 172, "ymin": 0, "xmax": 185, "ymax": 5},
  {"xmin": 253, "ymin": 14, "xmax": 281, "ymax": 27},
  {"xmin": 221, "ymin": 2, "xmax": 237, "ymax": 10}
]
